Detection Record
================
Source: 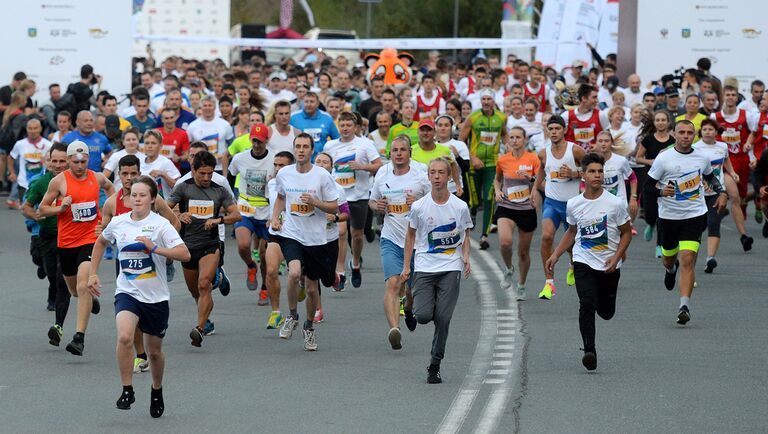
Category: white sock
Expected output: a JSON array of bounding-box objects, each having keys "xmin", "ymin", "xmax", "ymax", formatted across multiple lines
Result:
[{"xmin": 680, "ymin": 296, "xmax": 690, "ymax": 308}]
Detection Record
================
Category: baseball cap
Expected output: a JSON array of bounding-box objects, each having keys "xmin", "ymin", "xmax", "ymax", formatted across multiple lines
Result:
[
  {"xmin": 269, "ymin": 71, "xmax": 286, "ymax": 81},
  {"xmin": 572, "ymin": 60, "xmax": 584, "ymax": 68},
  {"xmin": 105, "ymin": 115, "xmax": 121, "ymax": 134},
  {"xmin": 418, "ymin": 118, "xmax": 435, "ymax": 130},
  {"xmin": 67, "ymin": 140, "xmax": 89, "ymax": 157},
  {"xmin": 477, "ymin": 88, "xmax": 495, "ymax": 98},
  {"xmin": 666, "ymin": 88, "xmax": 680, "ymax": 97},
  {"xmin": 249, "ymin": 123, "xmax": 269, "ymax": 142}
]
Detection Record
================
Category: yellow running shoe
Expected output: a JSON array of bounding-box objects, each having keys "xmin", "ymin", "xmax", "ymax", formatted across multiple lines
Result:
[
  {"xmin": 538, "ymin": 282, "xmax": 555, "ymax": 300},
  {"xmin": 566, "ymin": 268, "xmax": 575, "ymax": 286},
  {"xmin": 399, "ymin": 297, "xmax": 405, "ymax": 316},
  {"xmin": 267, "ymin": 311, "xmax": 284, "ymax": 329},
  {"xmin": 133, "ymin": 357, "xmax": 149, "ymax": 373},
  {"xmin": 298, "ymin": 280, "xmax": 306, "ymax": 302}
]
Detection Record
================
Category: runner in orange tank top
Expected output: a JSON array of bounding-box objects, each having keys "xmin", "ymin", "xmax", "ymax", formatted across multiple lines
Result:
[{"xmin": 38, "ymin": 141, "xmax": 114, "ymax": 356}]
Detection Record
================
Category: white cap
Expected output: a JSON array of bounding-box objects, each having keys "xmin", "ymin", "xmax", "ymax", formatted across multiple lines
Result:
[
  {"xmin": 66, "ymin": 140, "xmax": 89, "ymax": 157},
  {"xmin": 268, "ymin": 71, "xmax": 287, "ymax": 81},
  {"xmin": 477, "ymin": 88, "xmax": 495, "ymax": 98}
]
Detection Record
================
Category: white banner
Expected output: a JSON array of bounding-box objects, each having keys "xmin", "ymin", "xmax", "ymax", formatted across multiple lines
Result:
[
  {"xmin": 132, "ymin": 0, "xmax": 230, "ymax": 62},
  {"xmin": 595, "ymin": 0, "xmax": 619, "ymax": 59},
  {"xmin": 133, "ymin": 34, "xmax": 578, "ymax": 50},
  {"xmin": 552, "ymin": 0, "xmax": 605, "ymax": 71},
  {"xmin": 2, "ymin": 0, "xmax": 132, "ymax": 103},
  {"xmin": 636, "ymin": 0, "xmax": 764, "ymax": 94},
  {"xmin": 535, "ymin": 0, "xmax": 567, "ymax": 67}
]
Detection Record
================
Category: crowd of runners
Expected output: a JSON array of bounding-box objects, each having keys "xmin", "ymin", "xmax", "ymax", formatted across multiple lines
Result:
[{"xmin": 2, "ymin": 49, "xmax": 767, "ymax": 416}]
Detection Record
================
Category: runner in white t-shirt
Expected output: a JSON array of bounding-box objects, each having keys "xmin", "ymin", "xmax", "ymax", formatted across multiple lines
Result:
[
  {"xmin": 401, "ymin": 157, "xmax": 473, "ymax": 384},
  {"xmin": 87, "ymin": 176, "xmax": 190, "ymax": 417},
  {"xmin": 186, "ymin": 96, "xmax": 234, "ymax": 173},
  {"xmin": 103, "ymin": 129, "xmax": 146, "ymax": 185},
  {"xmin": 370, "ymin": 136, "xmax": 431, "ymax": 350},
  {"xmin": 8, "ymin": 119, "xmax": 52, "ymax": 193},
  {"xmin": 546, "ymin": 153, "xmax": 632, "ymax": 371},
  {"xmin": 141, "ymin": 130, "xmax": 180, "ymax": 198},
  {"xmin": 646, "ymin": 120, "xmax": 727, "ymax": 325},
  {"xmin": 271, "ymin": 133, "xmax": 339, "ymax": 351},
  {"xmin": 593, "ymin": 131, "xmax": 639, "ymax": 225},
  {"xmin": 435, "ymin": 114, "xmax": 469, "ymax": 198}
]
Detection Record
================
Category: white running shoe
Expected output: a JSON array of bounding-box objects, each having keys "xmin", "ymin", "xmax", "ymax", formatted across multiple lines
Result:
[
  {"xmin": 279, "ymin": 316, "xmax": 298, "ymax": 339},
  {"xmin": 303, "ymin": 328, "xmax": 317, "ymax": 351}
]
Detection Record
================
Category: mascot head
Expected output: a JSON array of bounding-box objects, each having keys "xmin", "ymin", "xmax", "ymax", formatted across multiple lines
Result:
[
  {"xmin": 365, "ymin": 48, "xmax": 415, "ymax": 85},
  {"xmin": 553, "ymin": 79, "xmax": 581, "ymax": 111}
]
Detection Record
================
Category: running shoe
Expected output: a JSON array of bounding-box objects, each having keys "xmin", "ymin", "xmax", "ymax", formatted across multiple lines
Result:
[
  {"xmin": 257, "ymin": 288, "xmax": 269, "ymax": 306},
  {"xmin": 166, "ymin": 263, "xmax": 175, "ymax": 282},
  {"xmin": 246, "ymin": 266, "xmax": 258, "ymax": 291},
  {"xmin": 298, "ymin": 279, "xmax": 306, "ymax": 302},
  {"xmin": 388, "ymin": 327, "xmax": 402, "ymax": 350},
  {"xmin": 150, "ymin": 387, "xmax": 164, "ymax": 418},
  {"xmin": 538, "ymin": 282, "xmax": 555, "ymax": 300},
  {"xmin": 189, "ymin": 327, "xmax": 204, "ymax": 347},
  {"xmin": 303, "ymin": 328, "xmax": 317, "ymax": 351},
  {"xmin": 631, "ymin": 226, "xmax": 637, "ymax": 236},
  {"xmin": 677, "ymin": 305, "xmax": 690, "ymax": 325},
  {"xmin": 582, "ymin": 350, "xmax": 597, "ymax": 371},
  {"xmin": 91, "ymin": 297, "xmax": 101, "ymax": 314},
  {"xmin": 203, "ymin": 319, "xmax": 215, "ymax": 336},
  {"xmin": 502, "ymin": 266, "xmax": 515, "ymax": 289},
  {"xmin": 48, "ymin": 324, "xmax": 62, "ymax": 347},
  {"xmin": 218, "ymin": 267, "xmax": 231, "ymax": 296},
  {"xmin": 104, "ymin": 245, "xmax": 113, "ymax": 260},
  {"xmin": 336, "ymin": 274, "xmax": 346, "ymax": 291},
  {"xmin": 350, "ymin": 260, "xmax": 362, "ymax": 288},
  {"xmin": 756, "ymin": 209, "xmax": 764, "ymax": 224},
  {"xmin": 664, "ymin": 261, "xmax": 679, "ymax": 291},
  {"xmin": 763, "ymin": 221, "xmax": 768, "ymax": 238},
  {"xmin": 37, "ymin": 266, "xmax": 46, "ymax": 280},
  {"xmin": 479, "ymin": 236, "xmax": 490, "ymax": 250},
  {"xmin": 399, "ymin": 297, "xmax": 405, "ymax": 317},
  {"xmin": 65, "ymin": 337, "xmax": 84, "ymax": 356},
  {"xmin": 279, "ymin": 260, "xmax": 286, "ymax": 275},
  {"xmin": 267, "ymin": 311, "xmax": 284, "ymax": 329},
  {"xmin": 5, "ymin": 199, "xmax": 19, "ymax": 209},
  {"xmin": 655, "ymin": 245, "xmax": 662, "ymax": 258},
  {"xmin": 643, "ymin": 225, "xmax": 653, "ymax": 241},
  {"xmin": 404, "ymin": 310, "xmax": 417, "ymax": 332},
  {"xmin": 704, "ymin": 257, "xmax": 717, "ymax": 274},
  {"xmin": 427, "ymin": 364, "xmax": 442, "ymax": 384},
  {"xmin": 251, "ymin": 248, "xmax": 260, "ymax": 263},
  {"xmin": 365, "ymin": 224, "xmax": 376, "ymax": 243},
  {"xmin": 313, "ymin": 308, "xmax": 324, "ymax": 323},
  {"xmin": 116, "ymin": 388, "xmax": 135, "ymax": 410},
  {"xmin": 740, "ymin": 234, "xmax": 754, "ymax": 252},
  {"xmin": 279, "ymin": 316, "xmax": 298, "ymax": 339},
  {"xmin": 489, "ymin": 224, "xmax": 498, "ymax": 234},
  {"xmin": 566, "ymin": 268, "xmax": 575, "ymax": 286},
  {"xmin": 46, "ymin": 299, "xmax": 55, "ymax": 311},
  {"xmin": 516, "ymin": 284, "xmax": 526, "ymax": 301},
  {"xmin": 133, "ymin": 357, "xmax": 149, "ymax": 373}
]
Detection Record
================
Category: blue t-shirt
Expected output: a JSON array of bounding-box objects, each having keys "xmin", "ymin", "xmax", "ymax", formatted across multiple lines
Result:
[
  {"xmin": 290, "ymin": 109, "xmax": 340, "ymax": 158},
  {"xmin": 125, "ymin": 113, "xmax": 158, "ymax": 135},
  {"xmin": 155, "ymin": 109, "xmax": 196, "ymax": 130},
  {"xmin": 62, "ymin": 130, "xmax": 111, "ymax": 172}
]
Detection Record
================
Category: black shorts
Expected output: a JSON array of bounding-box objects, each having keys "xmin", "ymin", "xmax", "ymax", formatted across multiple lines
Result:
[
  {"xmin": 274, "ymin": 235, "xmax": 330, "ymax": 281},
  {"xmin": 59, "ymin": 243, "xmax": 94, "ymax": 277},
  {"xmin": 321, "ymin": 239, "xmax": 340, "ymax": 287},
  {"xmin": 494, "ymin": 206, "xmax": 538, "ymax": 233},
  {"xmin": 114, "ymin": 293, "xmax": 169, "ymax": 338},
  {"xmin": 657, "ymin": 214, "xmax": 708, "ymax": 254},
  {"xmin": 182, "ymin": 242, "xmax": 220, "ymax": 270},
  {"xmin": 347, "ymin": 200, "xmax": 370, "ymax": 230}
]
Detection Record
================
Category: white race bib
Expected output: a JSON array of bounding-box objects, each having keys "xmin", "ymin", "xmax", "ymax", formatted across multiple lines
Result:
[
  {"xmin": 479, "ymin": 131, "xmax": 499, "ymax": 146},
  {"xmin": 71, "ymin": 201, "xmax": 98, "ymax": 222}
]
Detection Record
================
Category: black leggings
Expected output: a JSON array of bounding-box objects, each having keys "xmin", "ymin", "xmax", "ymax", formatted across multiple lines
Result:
[
  {"xmin": 40, "ymin": 231, "xmax": 70, "ymax": 327},
  {"xmin": 573, "ymin": 262, "xmax": 620, "ymax": 352},
  {"xmin": 705, "ymin": 195, "xmax": 723, "ymax": 238},
  {"xmin": 642, "ymin": 175, "xmax": 661, "ymax": 246}
]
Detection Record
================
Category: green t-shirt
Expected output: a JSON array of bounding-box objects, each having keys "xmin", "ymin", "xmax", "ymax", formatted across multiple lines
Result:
[
  {"xmin": 228, "ymin": 133, "xmax": 251, "ymax": 188},
  {"xmin": 25, "ymin": 171, "xmax": 57, "ymax": 232},
  {"xmin": 410, "ymin": 143, "xmax": 454, "ymax": 166},
  {"xmin": 386, "ymin": 121, "xmax": 420, "ymax": 157}
]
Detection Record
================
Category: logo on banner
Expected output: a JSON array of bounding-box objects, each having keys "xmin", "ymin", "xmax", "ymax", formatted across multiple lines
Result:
[
  {"xmin": 660, "ymin": 28, "xmax": 669, "ymax": 39},
  {"xmin": 27, "ymin": 27, "xmax": 37, "ymax": 37},
  {"xmin": 681, "ymin": 28, "xmax": 691, "ymax": 38},
  {"xmin": 742, "ymin": 28, "xmax": 762, "ymax": 38},
  {"xmin": 49, "ymin": 56, "xmax": 65, "ymax": 65},
  {"xmin": 89, "ymin": 28, "xmax": 108, "ymax": 38}
]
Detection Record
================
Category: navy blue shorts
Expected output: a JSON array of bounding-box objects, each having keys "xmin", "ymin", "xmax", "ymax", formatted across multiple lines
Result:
[
  {"xmin": 114, "ymin": 292, "xmax": 169, "ymax": 338},
  {"xmin": 234, "ymin": 216, "xmax": 270, "ymax": 239}
]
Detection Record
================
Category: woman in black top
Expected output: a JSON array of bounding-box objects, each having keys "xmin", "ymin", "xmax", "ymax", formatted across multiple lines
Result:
[{"xmin": 635, "ymin": 110, "xmax": 675, "ymax": 254}]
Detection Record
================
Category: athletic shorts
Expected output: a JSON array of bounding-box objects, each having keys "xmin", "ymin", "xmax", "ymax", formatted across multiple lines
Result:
[
  {"xmin": 114, "ymin": 292, "xmax": 169, "ymax": 338},
  {"xmin": 59, "ymin": 243, "xmax": 94, "ymax": 277},
  {"xmin": 320, "ymin": 239, "xmax": 340, "ymax": 288},
  {"xmin": 234, "ymin": 216, "xmax": 270, "ymax": 239},
  {"xmin": 494, "ymin": 206, "xmax": 538, "ymax": 233},
  {"xmin": 657, "ymin": 214, "xmax": 708, "ymax": 256},
  {"xmin": 542, "ymin": 197, "xmax": 568, "ymax": 231},
  {"xmin": 347, "ymin": 200, "xmax": 370, "ymax": 230},
  {"xmin": 380, "ymin": 237, "xmax": 414, "ymax": 286},
  {"xmin": 273, "ymin": 235, "xmax": 329, "ymax": 281},
  {"xmin": 181, "ymin": 242, "xmax": 220, "ymax": 270}
]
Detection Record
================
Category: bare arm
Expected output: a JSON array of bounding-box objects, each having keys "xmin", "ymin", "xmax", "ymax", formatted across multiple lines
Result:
[
  {"xmin": 462, "ymin": 228, "xmax": 471, "ymax": 278},
  {"xmin": 635, "ymin": 143, "xmax": 653, "ymax": 166},
  {"xmin": 400, "ymin": 226, "xmax": 417, "ymax": 281},
  {"xmin": 38, "ymin": 176, "xmax": 68, "ymax": 218},
  {"xmin": 545, "ymin": 225, "xmax": 577, "ymax": 274},
  {"xmin": 155, "ymin": 197, "xmax": 181, "ymax": 231},
  {"xmin": 97, "ymin": 173, "xmax": 115, "ymax": 197},
  {"xmin": 605, "ymin": 222, "xmax": 632, "ymax": 273}
]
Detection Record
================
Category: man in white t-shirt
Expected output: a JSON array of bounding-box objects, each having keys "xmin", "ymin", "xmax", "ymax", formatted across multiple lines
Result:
[
  {"xmin": 259, "ymin": 71, "xmax": 296, "ymax": 109},
  {"xmin": 622, "ymin": 74, "xmax": 644, "ymax": 108},
  {"xmin": 401, "ymin": 157, "xmax": 473, "ymax": 384},
  {"xmin": 8, "ymin": 119, "xmax": 52, "ymax": 198},
  {"xmin": 546, "ymin": 153, "xmax": 632, "ymax": 371},
  {"xmin": 645, "ymin": 120, "xmax": 727, "ymax": 325},
  {"xmin": 370, "ymin": 136, "xmax": 431, "ymax": 350},
  {"xmin": 323, "ymin": 112, "xmax": 382, "ymax": 289},
  {"xmin": 186, "ymin": 95, "xmax": 233, "ymax": 175},
  {"xmin": 271, "ymin": 133, "xmax": 339, "ymax": 351}
]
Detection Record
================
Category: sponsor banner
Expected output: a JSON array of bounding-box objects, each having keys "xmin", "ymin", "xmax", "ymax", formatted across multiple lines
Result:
[
  {"xmin": 3, "ymin": 0, "xmax": 132, "ymax": 104},
  {"xmin": 636, "ymin": 0, "xmax": 764, "ymax": 94},
  {"xmin": 596, "ymin": 0, "xmax": 619, "ymax": 59},
  {"xmin": 535, "ymin": 0, "xmax": 605, "ymax": 70}
]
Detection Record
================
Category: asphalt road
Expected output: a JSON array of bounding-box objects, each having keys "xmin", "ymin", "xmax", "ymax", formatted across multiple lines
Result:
[{"xmin": 0, "ymin": 203, "xmax": 766, "ymax": 433}]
